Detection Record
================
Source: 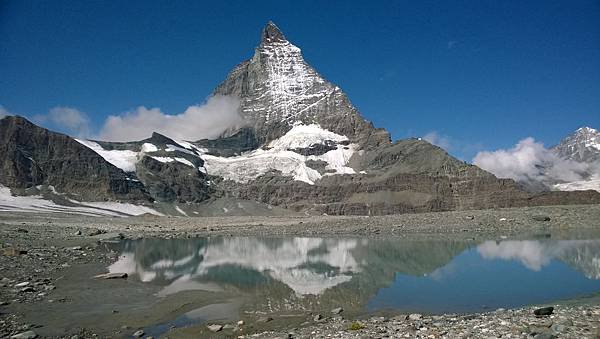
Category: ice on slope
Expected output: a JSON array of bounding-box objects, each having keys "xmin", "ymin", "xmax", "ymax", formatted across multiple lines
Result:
[
  {"xmin": 75, "ymin": 139, "xmax": 138, "ymax": 172},
  {"xmin": 78, "ymin": 140, "xmax": 203, "ymax": 171},
  {"xmin": 202, "ymin": 124, "xmax": 356, "ymax": 184},
  {"xmin": 0, "ymin": 185, "xmax": 162, "ymax": 216},
  {"xmin": 554, "ymin": 174, "xmax": 600, "ymax": 192},
  {"xmin": 267, "ymin": 123, "xmax": 348, "ymax": 149}
]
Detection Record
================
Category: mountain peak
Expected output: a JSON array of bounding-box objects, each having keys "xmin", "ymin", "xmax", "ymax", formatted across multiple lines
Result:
[
  {"xmin": 261, "ymin": 21, "xmax": 287, "ymax": 44},
  {"xmin": 575, "ymin": 126, "xmax": 598, "ymax": 135},
  {"xmin": 552, "ymin": 125, "xmax": 600, "ymax": 163}
]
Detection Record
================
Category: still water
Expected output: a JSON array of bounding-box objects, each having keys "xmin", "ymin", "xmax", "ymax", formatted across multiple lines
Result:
[{"xmin": 107, "ymin": 236, "xmax": 600, "ymax": 333}]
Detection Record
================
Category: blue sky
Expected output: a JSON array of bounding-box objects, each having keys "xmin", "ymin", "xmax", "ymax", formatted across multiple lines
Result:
[{"xmin": 1, "ymin": 0, "xmax": 599, "ymax": 160}]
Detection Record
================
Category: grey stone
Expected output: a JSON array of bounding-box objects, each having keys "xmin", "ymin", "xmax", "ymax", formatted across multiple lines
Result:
[
  {"xmin": 132, "ymin": 330, "xmax": 144, "ymax": 338},
  {"xmin": 10, "ymin": 331, "xmax": 37, "ymax": 339},
  {"xmin": 532, "ymin": 215, "xmax": 551, "ymax": 222},
  {"xmin": 331, "ymin": 307, "xmax": 343, "ymax": 314},
  {"xmin": 408, "ymin": 314, "xmax": 423, "ymax": 321},
  {"xmin": 93, "ymin": 272, "xmax": 128, "ymax": 279},
  {"xmin": 207, "ymin": 324, "xmax": 223, "ymax": 332},
  {"xmin": 257, "ymin": 316, "xmax": 273, "ymax": 323},
  {"xmin": 534, "ymin": 307, "xmax": 554, "ymax": 316}
]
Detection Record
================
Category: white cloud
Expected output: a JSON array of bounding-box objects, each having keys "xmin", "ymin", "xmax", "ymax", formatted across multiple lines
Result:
[
  {"xmin": 49, "ymin": 107, "xmax": 90, "ymax": 137},
  {"xmin": 473, "ymin": 137, "xmax": 591, "ymax": 184},
  {"xmin": 423, "ymin": 131, "xmax": 451, "ymax": 151},
  {"xmin": 0, "ymin": 105, "xmax": 10, "ymax": 119},
  {"xmin": 98, "ymin": 95, "xmax": 242, "ymax": 142},
  {"xmin": 33, "ymin": 106, "xmax": 91, "ymax": 138}
]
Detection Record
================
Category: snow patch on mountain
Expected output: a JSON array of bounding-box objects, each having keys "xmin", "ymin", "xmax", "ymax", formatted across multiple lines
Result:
[
  {"xmin": 0, "ymin": 185, "xmax": 161, "ymax": 216},
  {"xmin": 554, "ymin": 174, "xmax": 600, "ymax": 192},
  {"xmin": 267, "ymin": 123, "xmax": 348, "ymax": 149},
  {"xmin": 202, "ymin": 124, "xmax": 357, "ymax": 184},
  {"xmin": 77, "ymin": 138, "xmax": 206, "ymax": 173},
  {"xmin": 76, "ymin": 139, "xmax": 138, "ymax": 172}
]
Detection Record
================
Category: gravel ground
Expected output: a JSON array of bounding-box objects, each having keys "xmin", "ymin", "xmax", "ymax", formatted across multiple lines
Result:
[{"xmin": 0, "ymin": 204, "xmax": 599, "ymax": 338}]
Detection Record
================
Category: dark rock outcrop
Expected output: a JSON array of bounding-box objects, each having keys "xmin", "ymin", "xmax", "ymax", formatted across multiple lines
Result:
[
  {"xmin": 194, "ymin": 128, "xmax": 259, "ymax": 157},
  {"xmin": 0, "ymin": 116, "xmax": 151, "ymax": 202},
  {"xmin": 135, "ymin": 155, "xmax": 211, "ymax": 203}
]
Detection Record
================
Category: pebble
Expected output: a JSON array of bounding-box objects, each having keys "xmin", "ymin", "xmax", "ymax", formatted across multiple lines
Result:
[
  {"xmin": 93, "ymin": 272, "xmax": 128, "ymax": 279},
  {"xmin": 257, "ymin": 316, "xmax": 273, "ymax": 323},
  {"xmin": 207, "ymin": 324, "xmax": 223, "ymax": 332},
  {"xmin": 534, "ymin": 306, "xmax": 554, "ymax": 316},
  {"xmin": 132, "ymin": 329, "xmax": 144, "ymax": 337},
  {"xmin": 408, "ymin": 313, "xmax": 423, "ymax": 320},
  {"xmin": 10, "ymin": 331, "xmax": 37, "ymax": 339},
  {"xmin": 532, "ymin": 215, "xmax": 551, "ymax": 221},
  {"xmin": 331, "ymin": 307, "xmax": 343, "ymax": 314}
]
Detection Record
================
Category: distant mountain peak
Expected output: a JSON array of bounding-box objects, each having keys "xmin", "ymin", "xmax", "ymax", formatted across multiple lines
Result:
[
  {"xmin": 575, "ymin": 126, "xmax": 599, "ymax": 135},
  {"xmin": 551, "ymin": 125, "xmax": 600, "ymax": 163},
  {"xmin": 261, "ymin": 21, "xmax": 287, "ymax": 44}
]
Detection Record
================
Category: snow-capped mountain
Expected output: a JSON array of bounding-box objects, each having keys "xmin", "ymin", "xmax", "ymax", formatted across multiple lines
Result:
[
  {"xmin": 551, "ymin": 126, "xmax": 600, "ymax": 164},
  {"xmin": 2, "ymin": 22, "xmax": 600, "ymax": 216},
  {"xmin": 549, "ymin": 126, "xmax": 600, "ymax": 192},
  {"xmin": 213, "ymin": 22, "xmax": 389, "ymax": 147}
]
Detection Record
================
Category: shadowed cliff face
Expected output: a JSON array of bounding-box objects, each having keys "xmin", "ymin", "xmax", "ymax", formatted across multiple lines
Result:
[{"xmin": 0, "ymin": 115, "xmax": 151, "ymax": 202}]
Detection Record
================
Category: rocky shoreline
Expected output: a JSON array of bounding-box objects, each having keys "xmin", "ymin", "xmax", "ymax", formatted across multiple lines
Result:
[
  {"xmin": 251, "ymin": 305, "xmax": 600, "ymax": 339},
  {"xmin": 1, "ymin": 204, "xmax": 599, "ymax": 338}
]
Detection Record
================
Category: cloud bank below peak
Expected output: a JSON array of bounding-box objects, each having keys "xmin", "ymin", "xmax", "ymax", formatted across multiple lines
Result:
[
  {"xmin": 472, "ymin": 137, "xmax": 594, "ymax": 186},
  {"xmin": 24, "ymin": 95, "xmax": 242, "ymax": 142},
  {"xmin": 98, "ymin": 95, "xmax": 242, "ymax": 142}
]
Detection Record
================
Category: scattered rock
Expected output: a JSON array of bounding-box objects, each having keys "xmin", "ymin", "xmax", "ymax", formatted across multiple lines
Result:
[
  {"xmin": 93, "ymin": 272, "xmax": 128, "ymax": 279},
  {"xmin": 14, "ymin": 282, "xmax": 30, "ymax": 288},
  {"xmin": 533, "ymin": 333, "xmax": 556, "ymax": 339},
  {"xmin": 74, "ymin": 230, "xmax": 82, "ymax": 235},
  {"xmin": 10, "ymin": 331, "xmax": 37, "ymax": 339},
  {"xmin": 313, "ymin": 314, "xmax": 323, "ymax": 321},
  {"xmin": 132, "ymin": 329, "xmax": 144, "ymax": 337},
  {"xmin": 16, "ymin": 228, "xmax": 29, "ymax": 233},
  {"xmin": 237, "ymin": 320, "xmax": 245, "ymax": 326},
  {"xmin": 331, "ymin": 307, "xmax": 343, "ymax": 314},
  {"xmin": 207, "ymin": 324, "xmax": 223, "ymax": 332},
  {"xmin": 534, "ymin": 307, "xmax": 554, "ymax": 316},
  {"xmin": 465, "ymin": 215, "xmax": 475, "ymax": 220}
]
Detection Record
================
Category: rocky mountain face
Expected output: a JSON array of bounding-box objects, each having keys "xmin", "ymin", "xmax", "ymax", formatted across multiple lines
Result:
[
  {"xmin": 1, "ymin": 22, "xmax": 599, "ymax": 216},
  {"xmin": 213, "ymin": 22, "xmax": 390, "ymax": 149},
  {"xmin": 549, "ymin": 127, "xmax": 600, "ymax": 192},
  {"xmin": 551, "ymin": 127, "xmax": 600, "ymax": 163},
  {"xmin": 0, "ymin": 116, "xmax": 151, "ymax": 202}
]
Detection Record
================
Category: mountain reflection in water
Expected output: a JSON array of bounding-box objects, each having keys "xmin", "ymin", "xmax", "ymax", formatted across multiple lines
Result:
[{"xmin": 108, "ymin": 237, "xmax": 600, "ymax": 314}]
